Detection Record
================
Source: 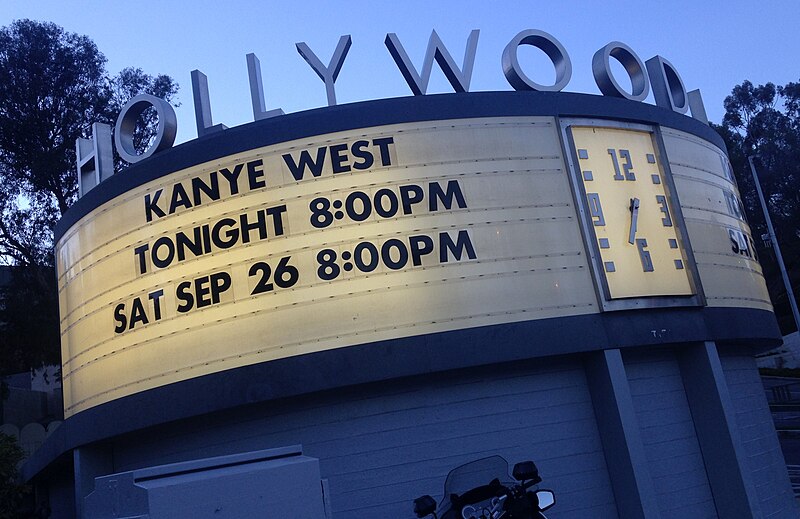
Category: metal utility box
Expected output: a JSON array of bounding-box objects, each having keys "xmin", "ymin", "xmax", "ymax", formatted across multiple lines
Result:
[{"xmin": 83, "ymin": 445, "xmax": 329, "ymax": 518}]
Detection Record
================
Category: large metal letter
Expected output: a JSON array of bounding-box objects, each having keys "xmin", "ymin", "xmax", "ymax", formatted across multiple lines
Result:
[
  {"xmin": 191, "ymin": 70, "xmax": 227, "ymax": 138},
  {"xmin": 385, "ymin": 29, "xmax": 479, "ymax": 95},
  {"xmin": 645, "ymin": 55, "xmax": 688, "ymax": 114},
  {"xmin": 76, "ymin": 122, "xmax": 113, "ymax": 197},
  {"xmin": 114, "ymin": 94, "xmax": 177, "ymax": 164},
  {"xmin": 688, "ymin": 89, "xmax": 709, "ymax": 125},
  {"xmin": 592, "ymin": 42, "xmax": 650, "ymax": 102},
  {"xmin": 502, "ymin": 29, "xmax": 572, "ymax": 92},
  {"xmin": 247, "ymin": 53, "xmax": 285, "ymax": 120},
  {"xmin": 296, "ymin": 35, "xmax": 352, "ymax": 106}
]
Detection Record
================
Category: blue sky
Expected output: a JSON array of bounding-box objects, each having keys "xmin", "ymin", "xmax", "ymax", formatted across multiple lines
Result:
[{"xmin": 2, "ymin": 0, "xmax": 798, "ymax": 144}]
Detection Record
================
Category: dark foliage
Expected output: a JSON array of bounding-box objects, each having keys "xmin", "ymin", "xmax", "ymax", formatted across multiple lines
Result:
[
  {"xmin": 0, "ymin": 19, "xmax": 178, "ymax": 375},
  {"xmin": 0, "ymin": 266, "xmax": 59, "ymax": 376},
  {"xmin": 0, "ymin": 432, "xmax": 27, "ymax": 518}
]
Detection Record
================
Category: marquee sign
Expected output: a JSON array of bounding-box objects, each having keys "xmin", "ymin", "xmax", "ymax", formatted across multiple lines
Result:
[
  {"xmin": 58, "ymin": 29, "xmax": 769, "ymax": 419},
  {"xmin": 57, "ymin": 108, "xmax": 769, "ymax": 418},
  {"xmin": 60, "ymin": 116, "xmax": 601, "ymax": 416}
]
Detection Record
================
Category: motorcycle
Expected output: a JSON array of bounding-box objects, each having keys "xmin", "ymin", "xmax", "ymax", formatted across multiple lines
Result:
[{"xmin": 413, "ymin": 456, "xmax": 555, "ymax": 519}]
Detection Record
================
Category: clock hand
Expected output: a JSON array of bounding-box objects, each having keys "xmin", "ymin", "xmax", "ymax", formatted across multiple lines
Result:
[{"xmin": 628, "ymin": 197, "xmax": 640, "ymax": 244}]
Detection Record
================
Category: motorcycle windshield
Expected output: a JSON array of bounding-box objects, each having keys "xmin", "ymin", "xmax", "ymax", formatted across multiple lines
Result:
[{"xmin": 442, "ymin": 456, "xmax": 510, "ymax": 501}]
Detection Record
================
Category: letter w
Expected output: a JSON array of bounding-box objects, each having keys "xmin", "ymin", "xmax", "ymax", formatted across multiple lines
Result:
[
  {"xmin": 385, "ymin": 29, "xmax": 479, "ymax": 95},
  {"xmin": 282, "ymin": 148, "xmax": 327, "ymax": 181}
]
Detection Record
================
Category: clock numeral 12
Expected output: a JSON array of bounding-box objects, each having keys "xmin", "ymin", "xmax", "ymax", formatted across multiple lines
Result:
[{"xmin": 607, "ymin": 148, "xmax": 635, "ymax": 181}]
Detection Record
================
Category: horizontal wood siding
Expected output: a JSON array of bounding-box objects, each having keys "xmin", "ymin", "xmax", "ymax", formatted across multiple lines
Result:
[
  {"xmin": 112, "ymin": 357, "xmax": 617, "ymax": 518},
  {"xmin": 624, "ymin": 349, "xmax": 717, "ymax": 518},
  {"xmin": 719, "ymin": 353, "xmax": 798, "ymax": 518}
]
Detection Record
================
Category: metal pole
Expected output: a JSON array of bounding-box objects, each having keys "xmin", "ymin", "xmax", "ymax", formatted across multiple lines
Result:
[{"xmin": 748, "ymin": 156, "xmax": 800, "ymax": 333}]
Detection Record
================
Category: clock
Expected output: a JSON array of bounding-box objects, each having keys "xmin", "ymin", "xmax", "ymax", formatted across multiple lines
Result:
[{"xmin": 561, "ymin": 121, "xmax": 703, "ymax": 309}]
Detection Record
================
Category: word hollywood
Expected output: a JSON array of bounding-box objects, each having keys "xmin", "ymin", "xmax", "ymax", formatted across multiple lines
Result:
[{"xmin": 76, "ymin": 28, "xmax": 708, "ymax": 195}]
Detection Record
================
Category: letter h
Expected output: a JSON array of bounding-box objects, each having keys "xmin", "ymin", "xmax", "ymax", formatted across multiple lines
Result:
[{"xmin": 75, "ymin": 122, "xmax": 114, "ymax": 197}]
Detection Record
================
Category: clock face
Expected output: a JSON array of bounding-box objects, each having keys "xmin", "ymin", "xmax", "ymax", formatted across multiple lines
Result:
[{"xmin": 565, "ymin": 124, "xmax": 699, "ymax": 304}]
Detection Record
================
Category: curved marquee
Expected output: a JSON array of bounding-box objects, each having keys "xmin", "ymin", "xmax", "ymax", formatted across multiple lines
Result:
[{"xmin": 54, "ymin": 92, "xmax": 772, "ymax": 419}]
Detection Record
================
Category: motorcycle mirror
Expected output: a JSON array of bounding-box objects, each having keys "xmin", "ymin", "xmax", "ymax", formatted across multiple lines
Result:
[
  {"xmin": 413, "ymin": 495, "xmax": 437, "ymax": 518},
  {"xmin": 512, "ymin": 460, "xmax": 539, "ymax": 482},
  {"xmin": 536, "ymin": 490, "xmax": 556, "ymax": 511}
]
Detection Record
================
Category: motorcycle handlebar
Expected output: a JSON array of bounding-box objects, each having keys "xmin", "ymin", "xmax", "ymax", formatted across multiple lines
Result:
[{"xmin": 522, "ymin": 478, "xmax": 540, "ymax": 490}]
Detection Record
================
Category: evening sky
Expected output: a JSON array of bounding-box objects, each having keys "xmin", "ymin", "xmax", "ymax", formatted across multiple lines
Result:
[{"xmin": 1, "ymin": 0, "xmax": 798, "ymax": 144}]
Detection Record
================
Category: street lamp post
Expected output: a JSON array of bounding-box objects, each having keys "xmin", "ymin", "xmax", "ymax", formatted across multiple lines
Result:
[{"xmin": 748, "ymin": 156, "xmax": 800, "ymax": 334}]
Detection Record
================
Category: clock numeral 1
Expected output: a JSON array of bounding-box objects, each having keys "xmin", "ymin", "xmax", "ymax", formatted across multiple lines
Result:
[
  {"xmin": 586, "ymin": 193, "xmax": 605, "ymax": 226},
  {"xmin": 636, "ymin": 238, "xmax": 654, "ymax": 272},
  {"xmin": 656, "ymin": 195, "xmax": 672, "ymax": 227},
  {"xmin": 607, "ymin": 149, "xmax": 623, "ymax": 180},
  {"xmin": 607, "ymin": 148, "xmax": 635, "ymax": 181}
]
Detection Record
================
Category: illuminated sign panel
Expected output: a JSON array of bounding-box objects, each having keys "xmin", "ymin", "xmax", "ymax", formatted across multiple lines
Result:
[
  {"xmin": 58, "ymin": 112, "xmax": 771, "ymax": 418},
  {"xmin": 57, "ymin": 117, "xmax": 598, "ymax": 417}
]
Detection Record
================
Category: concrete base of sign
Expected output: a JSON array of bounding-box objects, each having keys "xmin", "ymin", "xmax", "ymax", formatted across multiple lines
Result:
[{"xmin": 29, "ymin": 342, "xmax": 789, "ymax": 519}]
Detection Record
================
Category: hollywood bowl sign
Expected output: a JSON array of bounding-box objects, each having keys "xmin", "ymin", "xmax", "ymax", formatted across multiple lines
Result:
[
  {"xmin": 76, "ymin": 28, "xmax": 708, "ymax": 194},
  {"xmin": 56, "ymin": 26, "xmax": 755, "ymax": 421},
  {"xmin": 34, "ymin": 26, "xmax": 795, "ymax": 519}
]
